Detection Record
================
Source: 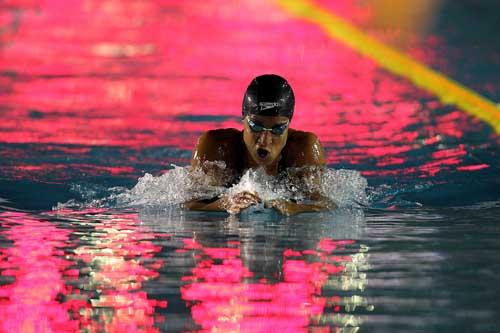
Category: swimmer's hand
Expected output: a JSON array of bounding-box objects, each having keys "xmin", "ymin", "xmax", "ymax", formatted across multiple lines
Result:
[
  {"xmin": 184, "ymin": 192, "xmax": 335, "ymax": 216},
  {"xmin": 266, "ymin": 198, "xmax": 336, "ymax": 216},
  {"xmin": 183, "ymin": 191, "xmax": 261, "ymax": 214},
  {"xmin": 224, "ymin": 191, "xmax": 261, "ymax": 215}
]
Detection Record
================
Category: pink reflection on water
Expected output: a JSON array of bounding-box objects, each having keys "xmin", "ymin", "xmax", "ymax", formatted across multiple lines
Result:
[
  {"xmin": 456, "ymin": 164, "xmax": 489, "ymax": 172},
  {"xmin": 0, "ymin": 0, "xmax": 490, "ymax": 180},
  {"xmin": 0, "ymin": 212, "xmax": 78, "ymax": 332},
  {"xmin": 60, "ymin": 210, "xmax": 167, "ymax": 332},
  {"xmin": 0, "ymin": 163, "xmax": 138, "ymax": 183},
  {"xmin": 0, "ymin": 210, "xmax": 167, "ymax": 332},
  {"xmin": 14, "ymin": 164, "xmax": 134, "ymax": 175},
  {"xmin": 181, "ymin": 238, "xmax": 356, "ymax": 332}
]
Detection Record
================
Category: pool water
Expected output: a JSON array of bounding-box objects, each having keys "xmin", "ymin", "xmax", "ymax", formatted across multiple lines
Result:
[{"xmin": 1, "ymin": 0, "xmax": 499, "ymax": 332}]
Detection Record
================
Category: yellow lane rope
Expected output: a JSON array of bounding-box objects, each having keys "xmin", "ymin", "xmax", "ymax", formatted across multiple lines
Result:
[{"xmin": 275, "ymin": 0, "xmax": 500, "ymax": 133}]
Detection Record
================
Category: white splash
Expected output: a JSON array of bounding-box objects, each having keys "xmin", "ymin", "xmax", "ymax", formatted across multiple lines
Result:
[
  {"xmin": 226, "ymin": 168, "xmax": 288, "ymax": 202},
  {"xmin": 124, "ymin": 165, "xmax": 225, "ymax": 206},
  {"xmin": 55, "ymin": 162, "xmax": 368, "ymax": 210},
  {"xmin": 319, "ymin": 168, "xmax": 368, "ymax": 207}
]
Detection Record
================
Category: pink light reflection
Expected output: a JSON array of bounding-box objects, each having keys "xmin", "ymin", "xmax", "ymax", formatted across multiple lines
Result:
[
  {"xmin": 67, "ymin": 211, "xmax": 167, "ymax": 332},
  {"xmin": 0, "ymin": 212, "xmax": 79, "ymax": 333},
  {"xmin": 0, "ymin": 210, "xmax": 168, "ymax": 332},
  {"xmin": 181, "ymin": 238, "xmax": 357, "ymax": 332},
  {"xmin": 456, "ymin": 164, "xmax": 489, "ymax": 172},
  {"xmin": 0, "ymin": 0, "xmax": 484, "ymax": 178}
]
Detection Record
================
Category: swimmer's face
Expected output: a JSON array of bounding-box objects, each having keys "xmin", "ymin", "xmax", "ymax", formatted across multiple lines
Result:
[{"xmin": 243, "ymin": 115, "xmax": 290, "ymax": 168}]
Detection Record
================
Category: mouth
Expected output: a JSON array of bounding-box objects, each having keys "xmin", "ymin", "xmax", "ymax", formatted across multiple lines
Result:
[{"xmin": 256, "ymin": 148, "xmax": 270, "ymax": 159}]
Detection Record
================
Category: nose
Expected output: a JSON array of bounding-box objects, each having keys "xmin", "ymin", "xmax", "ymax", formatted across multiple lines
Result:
[{"xmin": 256, "ymin": 130, "xmax": 272, "ymax": 146}]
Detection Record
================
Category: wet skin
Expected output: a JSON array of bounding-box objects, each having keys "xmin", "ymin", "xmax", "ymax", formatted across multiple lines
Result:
[{"xmin": 184, "ymin": 115, "xmax": 336, "ymax": 215}]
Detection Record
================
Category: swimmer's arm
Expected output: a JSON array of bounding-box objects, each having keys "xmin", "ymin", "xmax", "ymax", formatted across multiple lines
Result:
[
  {"xmin": 183, "ymin": 197, "xmax": 227, "ymax": 212},
  {"xmin": 184, "ymin": 192, "xmax": 261, "ymax": 213},
  {"xmin": 267, "ymin": 193, "xmax": 337, "ymax": 216},
  {"xmin": 184, "ymin": 130, "xmax": 235, "ymax": 212}
]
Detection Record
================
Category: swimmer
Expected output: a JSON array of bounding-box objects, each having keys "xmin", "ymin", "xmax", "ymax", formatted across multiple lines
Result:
[{"xmin": 183, "ymin": 74, "xmax": 336, "ymax": 215}]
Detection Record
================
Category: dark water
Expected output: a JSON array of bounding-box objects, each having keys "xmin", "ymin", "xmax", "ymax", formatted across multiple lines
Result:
[{"xmin": 1, "ymin": 0, "xmax": 499, "ymax": 332}]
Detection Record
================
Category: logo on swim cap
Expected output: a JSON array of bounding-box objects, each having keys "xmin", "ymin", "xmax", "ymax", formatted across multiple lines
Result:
[{"xmin": 258, "ymin": 102, "xmax": 280, "ymax": 111}]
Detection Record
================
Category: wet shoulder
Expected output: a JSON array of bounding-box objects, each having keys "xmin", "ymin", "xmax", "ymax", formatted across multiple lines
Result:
[
  {"xmin": 282, "ymin": 129, "xmax": 326, "ymax": 167},
  {"xmin": 203, "ymin": 128, "xmax": 241, "ymax": 141},
  {"xmin": 192, "ymin": 128, "xmax": 242, "ymax": 168}
]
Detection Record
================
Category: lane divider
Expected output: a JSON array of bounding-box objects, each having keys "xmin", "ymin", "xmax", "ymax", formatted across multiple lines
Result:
[{"xmin": 275, "ymin": 0, "xmax": 500, "ymax": 133}]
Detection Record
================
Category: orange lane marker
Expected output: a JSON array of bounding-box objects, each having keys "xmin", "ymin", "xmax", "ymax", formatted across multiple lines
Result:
[{"xmin": 275, "ymin": 0, "xmax": 500, "ymax": 133}]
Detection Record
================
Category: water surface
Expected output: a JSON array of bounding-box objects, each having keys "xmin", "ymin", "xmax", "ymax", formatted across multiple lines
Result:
[{"xmin": 1, "ymin": 0, "xmax": 499, "ymax": 332}]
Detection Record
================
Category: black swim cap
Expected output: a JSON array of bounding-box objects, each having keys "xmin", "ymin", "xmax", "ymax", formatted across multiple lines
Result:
[{"xmin": 242, "ymin": 74, "xmax": 295, "ymax": 120}]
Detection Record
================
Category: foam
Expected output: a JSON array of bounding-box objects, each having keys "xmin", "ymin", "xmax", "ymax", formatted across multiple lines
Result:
[{"xmin": 55, "ymin": 162, "xmax": 368, "ymax": 211}]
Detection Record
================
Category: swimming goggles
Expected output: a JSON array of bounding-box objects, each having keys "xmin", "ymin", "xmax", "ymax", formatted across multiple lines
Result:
[{"xmin": 246, "ymin": 117, "xmax": 289, "ymax": 135}]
